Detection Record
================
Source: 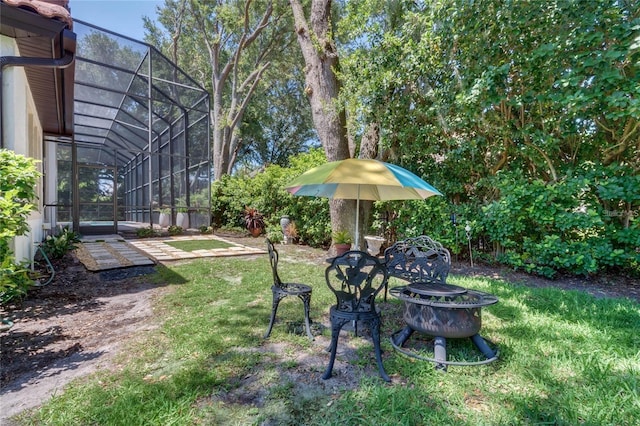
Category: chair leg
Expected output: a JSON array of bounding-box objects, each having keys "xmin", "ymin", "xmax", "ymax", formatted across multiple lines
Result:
[
  {"xmin": 264, "ymin": 289, "xmax": 285, "ymax": 339},
  {"xmin": 371, "ymin": 318, "xmax": 391, "ymax": 382},
  {"xmin": 298, "ymin": 293, "xmax": 314, "ymax": 340},
  {"xmin": 322, "ymin": 316, "xmax": 348, "ymax": 380}
]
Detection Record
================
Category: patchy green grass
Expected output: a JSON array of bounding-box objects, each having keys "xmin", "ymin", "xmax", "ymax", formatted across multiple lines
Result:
[
  {"xmin": 24, "ymin": 250, "xmax": 640, "ymax": 426},
  {"xmin": 164, "ymin": 239, "xmax": 234, "ymax": 252}
]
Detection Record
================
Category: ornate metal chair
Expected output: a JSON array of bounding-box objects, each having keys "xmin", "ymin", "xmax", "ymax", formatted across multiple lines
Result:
[
  {"xmin": 323, "ymin": 251, "xmax": 390, "ymax": 382},
  {"xmin": 264, "ymin": 239, "xmax": 314, "ymax": 340},
  {"xmin": 384, "ymin": 235, "xmax": 452, "ymax": 288}
]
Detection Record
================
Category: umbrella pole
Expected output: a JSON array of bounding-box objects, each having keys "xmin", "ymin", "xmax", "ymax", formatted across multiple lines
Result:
[{"xmin": 355, "ymin": 186, "xmax": 360, "ymax": 250}]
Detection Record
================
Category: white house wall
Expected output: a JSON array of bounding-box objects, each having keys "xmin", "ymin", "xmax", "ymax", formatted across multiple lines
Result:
[{"xmin": 1, "ymin": 34, "xmax": 45, "ymax": 264}]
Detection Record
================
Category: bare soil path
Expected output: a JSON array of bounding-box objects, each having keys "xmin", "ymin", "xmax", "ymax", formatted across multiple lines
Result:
[
  {"xmin": 0, "ymin": 255, "xmax": 167, "ymax": 422},
  {"xmin": 1, "ymin": 236, "xmax": 638, "ymax": 423}
]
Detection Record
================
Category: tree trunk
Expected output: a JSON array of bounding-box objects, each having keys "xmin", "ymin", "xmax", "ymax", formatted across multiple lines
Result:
[
  {"xmin": 290, "ymin": 0, "xmax": 352, "ymax": 250},
  {"xmin": 290, "ymin": 0, "xmax": 350, "ymax": 162}
]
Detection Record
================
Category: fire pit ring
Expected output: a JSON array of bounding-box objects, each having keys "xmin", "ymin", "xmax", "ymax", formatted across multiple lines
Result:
[{"xmin": 389, "ymin": 283, "xmax": 499, "ymax": 371}]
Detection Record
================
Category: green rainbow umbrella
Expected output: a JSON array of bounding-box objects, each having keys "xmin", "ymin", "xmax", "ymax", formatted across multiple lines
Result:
[{"xmin": 286, "ymin": 158, "xmax": 442, "ymax": 248}]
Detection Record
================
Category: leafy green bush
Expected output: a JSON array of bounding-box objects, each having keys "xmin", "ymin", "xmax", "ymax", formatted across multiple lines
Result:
[
  {"xmin": 199, "ymin": 226, "xmax": 213, "ymax": 234},
  {"xmin": 212, "ymin": 152, "xmax": 638, "ymax": 277},
  {"xmin": 265, "ymin": 225, "xmax": 283, "ymax": 244},
  {"xmin": 136, "ymin": 227, "xmax": 159, "ymax": 238},
  {"xmin": 167, "ymin": 225, "xmax": 183, "ymax": 236},
  {"xmin": 0, "ymin": 150, "xmax": 40, "ymax": 304},
  {"xmin": 482, "ymin": 170, "xmax": 639, "ymax": 277},
  {"xmin": 41, "ymin": 227, "xmax": 81, "ymax": 260},
  {"xmin": 211, "ymin": 149, "xmax": 331, "ymax": 246},
  {"xmin": 0, "ymin": 255, "xmax": 32, "ymax": 304},
  {"xmin": 386, "ymin": 196, "xmax": 483, "ymax": 254},
  {"xmin": 0, "ymin": 150, "xmax": 40, "ymax": 238}
]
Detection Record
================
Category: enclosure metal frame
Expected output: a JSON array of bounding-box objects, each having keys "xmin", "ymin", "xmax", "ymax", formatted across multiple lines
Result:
[{"xmin": 43, "ymin": 20, "xmax": 211, "ymax": 235}]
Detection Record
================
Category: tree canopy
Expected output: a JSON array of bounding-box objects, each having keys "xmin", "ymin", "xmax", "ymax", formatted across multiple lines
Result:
[
  {"xmin": 146, "ymin": 0, "xmax": 639, "ymax": 276},
  {"xmin": 146, "ymin": 0, "xmax": 313, "ymax": 178}
]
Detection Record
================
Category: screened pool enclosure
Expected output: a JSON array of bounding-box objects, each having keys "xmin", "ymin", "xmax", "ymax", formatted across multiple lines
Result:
[{"xmin": 44, "ymin": 21, "xmax": 211, "ymax": 235}]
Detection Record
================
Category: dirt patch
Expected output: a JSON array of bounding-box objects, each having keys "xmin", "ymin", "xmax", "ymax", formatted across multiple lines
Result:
[
  {"xmin": 1, "ymin": 235, "xmax": 638, "ymax": 422},
  {"xmin": 0, "ymin": 254, "xmax": 167, "ymax": 421}
]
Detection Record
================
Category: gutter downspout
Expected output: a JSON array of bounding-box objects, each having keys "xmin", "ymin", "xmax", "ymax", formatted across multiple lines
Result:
[{"xmin": 0, "ymin": 50, "xmax": 74, "ymax": 148}]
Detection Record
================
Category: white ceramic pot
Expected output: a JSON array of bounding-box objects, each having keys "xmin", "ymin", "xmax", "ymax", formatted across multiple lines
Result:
[
  {"xmin": 158, "ymin": 213, "xmax": 170, "ymax": 228},
  {"xmin": 364, "ymin": 235, "xmax": 385, "ymax": 256},
  {"xmin": 176, "ymin": 212, "xmax": 189, "ymax": 229}
]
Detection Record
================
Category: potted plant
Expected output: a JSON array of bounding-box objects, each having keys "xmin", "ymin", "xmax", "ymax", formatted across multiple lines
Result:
[
  {"xmin": 244, "ymin": 207, "xmax": 265, "ymax": 237},
  {"xmin": 332, "ymin": 230, "xmax": 352, "ymax": 256},
  {"xmin": 158, "ymin": 207, "xmax": 171, "ymax": 228},
  {"xmin": 284, "ymin": 222, "xmax": 298, "ymax": 244},
  {"xmin": 176, "ymin": 207, "xmax": 189, "ymax": 229},
  {"xmin": 364, "ymin": 235, "xmax": 385, "ymax": 256}
]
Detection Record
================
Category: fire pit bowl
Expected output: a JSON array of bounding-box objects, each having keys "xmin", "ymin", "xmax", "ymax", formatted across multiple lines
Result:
[
  {"xmin": 391, "ymin": 283, "xmax": 497, "ymax": 338},
  {"xmin": 389, "ymin": 282, "xmax": 499, "ymax": 371}
]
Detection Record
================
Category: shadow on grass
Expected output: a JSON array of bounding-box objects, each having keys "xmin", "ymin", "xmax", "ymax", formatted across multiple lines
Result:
[
  {"xmin": 22, "ymin": 256, "xmax": 639, "ymax": 425},
  {"xmin": 0, "ymin": 262, "xmax": 190, "ymax": 401}
]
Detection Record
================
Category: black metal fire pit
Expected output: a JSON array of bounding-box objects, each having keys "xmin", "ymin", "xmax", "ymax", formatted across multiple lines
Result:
[{"xmin": 389, "ymin": 282, "xmax": 499, "ymax": 371}]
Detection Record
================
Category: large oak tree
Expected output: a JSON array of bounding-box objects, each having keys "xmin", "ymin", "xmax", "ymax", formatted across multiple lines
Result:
[{"xmin": 289, "ymin": 0, "xmax": 356, "ymax": 244}]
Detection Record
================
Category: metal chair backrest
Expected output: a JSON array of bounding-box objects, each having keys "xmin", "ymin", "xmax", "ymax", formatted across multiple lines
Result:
[
  {"xmin": 384, "ymin": 235, "xmax": 451, "ymax": 284},
  {"xmin": 266, "ymin": 238, "xmax": 284, "ymax": 288},
  {"xmin": 325, "ymin": 251, "xmax": 388, "ymax": 314}
]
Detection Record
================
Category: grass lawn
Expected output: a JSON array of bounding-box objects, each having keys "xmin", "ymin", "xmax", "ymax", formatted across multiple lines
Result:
[
  {"xmin": 164, "ymin": 239, "xmax": 234, "ymax": 252},
  {"xmin": 25, "ymin": 249, "xmax": 640, "ymax": 425}
]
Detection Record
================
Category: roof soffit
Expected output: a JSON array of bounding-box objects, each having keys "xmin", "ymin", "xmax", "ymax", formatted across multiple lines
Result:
[{"xmin": 1, "ymin": 1, "xmax": 75, "ymax": 136}]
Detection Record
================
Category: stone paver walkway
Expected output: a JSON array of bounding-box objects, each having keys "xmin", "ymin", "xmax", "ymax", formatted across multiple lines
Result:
[
  {"xmin": 78, "ymin": 234, "xmax": 265, "ymax": 271},
  {"xmin": 127, "ymin": 235, "xmax": 265, "ymax": 262}
]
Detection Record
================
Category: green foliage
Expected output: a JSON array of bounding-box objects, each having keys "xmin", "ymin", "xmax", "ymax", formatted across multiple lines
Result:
[
  {"xmin": 0, "ymin": 255, "xmax": 32, "ymax": 305},
  {"xmin": 0, "ymin": 150, "xmax": 40, "ymax": 254},
  {"xmin": 167, "ymin": 225, "xmax": 183, "ymax": 236},
  {"xmin": 482, "ymin": 170, "xmax": 638, "ymax": 277},
  {"xmin": 385, "ymin": 197, "xmax": 480, "ymax": 255},
  {"xmin": 265, "ymin": 225, "xmax": 283, "ymax": 244},
  {"xmin": 211, "ymin": 149, "xmax": 331, "ymax": 247},
  {"xmin": 209, "ymin": 1, "xmax": 638, "ymax": 276},
  {"xmin": 334, "ymin": 0, "xmax": 639, "ymax": 277},
  {"xmin": 41, "ymin": 227, "xmax": 81, "ymax": 260},
  {"xmin": 136, "ymin": 227, "xmax": 159, "ymax": 238},
  {"xmin": 331, "ymin": 230, "xmax": 352, "ymax": 244},
  {"xmin": 0, "ymin": 150, "xmax": 40, "ymax": 303},
  {"xmin": 198, "ymin": 226, "xmax": 214, "ymax": 234}
]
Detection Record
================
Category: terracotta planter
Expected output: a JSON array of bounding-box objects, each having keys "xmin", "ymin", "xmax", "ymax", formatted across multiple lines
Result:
[
  {"xmin": 335, "ymin": 243, "xmax": 351, "ymax": 256},
  {"xmin": 249, "ymin": 227, "xmax": 263, "ymax": 237}
]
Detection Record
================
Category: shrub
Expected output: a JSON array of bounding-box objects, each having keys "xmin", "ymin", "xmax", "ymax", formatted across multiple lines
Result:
[
  {"xmin": 265, "ymin": 226, "xmax": 283, "ymax": 244},
  {"xmin": 167, "ymin": 225, "xmax": 183, "ymax": 236},
  {"xmin": 482, "ymin": 170, "xmax": 638, "ymax": 277},
  {"xmin": 210, "ymin": 149, "xmax": 330, "ymax": 247},
  {"xmin": 0, "ymin": 255, "xmax": 32, "ymax": 305},
  {"xmin": 0, "ymin": 150, "xmax": 40, "ymax": 304},
  {"xmin": 199, "ymin": 226, "xmax": 213, "ymax": 234},
  {"xmin": 136, "ymin": 227, "xmax": 158, "ymax": 238},
  {"xmin": 41, "ymin": 227, "xmax": 81, "ymax": 259}
]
